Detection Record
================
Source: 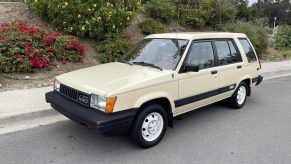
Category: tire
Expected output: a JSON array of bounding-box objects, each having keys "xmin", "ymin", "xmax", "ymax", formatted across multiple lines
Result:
[
  {"xmin": 228, "ymin": 82, "xmax": 248, "ymax": 109},
  {"xmin": 130, "ymin": 104, "xmax": 168, "ymax": 148}
]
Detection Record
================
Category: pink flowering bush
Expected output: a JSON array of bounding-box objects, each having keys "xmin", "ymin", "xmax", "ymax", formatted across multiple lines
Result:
[{"xmin": 0, "ymin": 20, "xmax": 85, "ymax": 73}]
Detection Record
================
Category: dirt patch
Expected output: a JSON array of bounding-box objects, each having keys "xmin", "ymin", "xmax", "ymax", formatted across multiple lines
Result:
[
  {"xmin": 0, "ymin": 2, "xmax": 99, "ymax": 92},
  {"xmin": 260, "ymin": 49, "xmax": 291, "ymax": 62},
  {"xmin": 124, "ymin": 13, "xmax": 146, "ymax": 44}
]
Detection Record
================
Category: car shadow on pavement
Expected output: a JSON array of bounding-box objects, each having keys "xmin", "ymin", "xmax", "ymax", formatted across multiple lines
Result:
[
  {"xmin": 45, "ymin": 100, "xmax": 235, "ymax": 150},
  {"xmin": 0, "ymin": 100, "xmax": 253, "ymax": 164}
]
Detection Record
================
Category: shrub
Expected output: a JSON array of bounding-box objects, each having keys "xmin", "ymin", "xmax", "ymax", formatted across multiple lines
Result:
[
  {"xmin": 0, "ymin": 20, "xmax": 85, "ymax": 73},
  {"xmin": 209, "ymin": 0, "xmax": 237, "ymax": 28},
  {"xmin": 98, "ymin": 37, "xmax": 130, "ymax": 63},
  {"xmin": 178, "ymin": 0, "xmax": 214, "ymax": 29},
  {"xmin": 275, "ymin": 25, "xmax": 291, "ymax": 50},
  {"xmin": 26, "ymin": 0, "xmax": 143, "ymax": 40},
  {"xmin": 145, "ymin": 0, "xmax": 176, "ymax": 22},
  {"xmin": 223, "ymin": 21, "xmax": 270, "ymax": 57},
  {"xmin": 139, "ymin": 19, "xmax": 165, "ymax": 35}
]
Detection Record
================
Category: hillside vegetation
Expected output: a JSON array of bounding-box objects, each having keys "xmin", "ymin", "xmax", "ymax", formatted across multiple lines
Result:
[{"xmin": 23, "ymin": 0, "xmax": 291, "ymax": 62}]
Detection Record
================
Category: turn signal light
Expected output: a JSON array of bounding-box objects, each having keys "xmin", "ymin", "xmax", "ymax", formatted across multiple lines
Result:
[{"xmin": 105, "ymin": 96, "xmax": 117, "ymax": 113}]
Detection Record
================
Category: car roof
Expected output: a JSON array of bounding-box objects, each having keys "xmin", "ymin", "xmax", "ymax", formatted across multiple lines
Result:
[{"xmin": 145, "ymin": 32, "xmax": 247, "ymax": 40}]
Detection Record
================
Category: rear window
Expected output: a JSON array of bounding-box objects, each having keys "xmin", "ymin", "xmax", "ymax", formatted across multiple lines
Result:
[{"xmin": 239, "ymin": 38, "xmax": 257, "ymax": 62}]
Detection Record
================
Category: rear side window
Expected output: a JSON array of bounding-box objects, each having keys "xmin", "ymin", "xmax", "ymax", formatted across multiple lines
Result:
[
  {"xmin": 214, "ymin": 40, "xmax": 241, "ymax": 65},
  {"xmin": 186, "ymin": 41, "xmax": 215, "ymax": 70},
  {"xmin": 239, "ymin": 38, "xmax": 257, "ymax": 62}
]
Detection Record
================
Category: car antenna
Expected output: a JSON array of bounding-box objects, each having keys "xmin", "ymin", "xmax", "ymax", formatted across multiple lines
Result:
[{"xmin": 175, "ymin": 0, "xmax": 180, "ymax": 35}]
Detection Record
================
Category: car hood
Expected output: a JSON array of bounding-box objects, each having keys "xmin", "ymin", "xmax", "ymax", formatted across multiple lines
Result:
[{"xmin": 57, "ymin": 62, "xmax": 174, "ymax": 96}]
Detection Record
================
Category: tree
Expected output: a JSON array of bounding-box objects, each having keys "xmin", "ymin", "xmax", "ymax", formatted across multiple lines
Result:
[
  {"xmin": 210, "ymin": 0, "xmax": 237, "ymax": 28},
  {"xmin": 235, "ymin": 0, "xmax": 251, "ymax": 21},
  {"xmin": 251, "ymin": 0, "xmax": 291, "ymax": 25}
]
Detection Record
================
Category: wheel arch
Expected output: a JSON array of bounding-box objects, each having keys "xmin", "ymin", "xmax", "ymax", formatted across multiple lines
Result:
[
  {"xmin": 134, "ymin": 94, "xmax": 174, "ymax": 128},
  {"xmin": 237, "ymin": 76, "xmax": 252, "ymax": 96}
]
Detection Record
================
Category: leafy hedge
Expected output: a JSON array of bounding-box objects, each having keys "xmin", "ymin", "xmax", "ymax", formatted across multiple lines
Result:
[
  {"xmin": 145, "ymin": 0, "xmax": 176, "ymax": 23},
  {"xmin": 0, "ymin": 20, "xmax": 85, "ymax": 73},
  {"xmin": 178, "ymin": 0, "xmax": 213, "ymax": 28},
  {"xmin": 98, "ymin": 37, "xmax": 130, "ymax": 63},
  {"xmin": 139, "ymin": 19, "xmax": 165, "ymax": 35},
  {"xmin": 26, "ymin": 0, "xmax": 143, "ymax": 40},
  {"xmin": 224, "ymin": 21, "xmax": 271, "ymax": 57},
  {"xmin": 275, "ymin": 25, "xmax": 291, "ymax": 50}
]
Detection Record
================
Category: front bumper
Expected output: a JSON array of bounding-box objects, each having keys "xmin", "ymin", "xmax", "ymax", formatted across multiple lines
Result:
[{"xmin": 45, "ymin": 91, "xmax": 137, "ymax": 135}]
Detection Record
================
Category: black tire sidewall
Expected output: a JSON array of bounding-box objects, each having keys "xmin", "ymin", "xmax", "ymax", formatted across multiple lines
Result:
[
  {"xmin": 131, "ymin": 104, "xmax": 168, "ymax": 148},
  {"xmin": 232, "ymin": 82, "xmax": 248, "ymax": 108}
]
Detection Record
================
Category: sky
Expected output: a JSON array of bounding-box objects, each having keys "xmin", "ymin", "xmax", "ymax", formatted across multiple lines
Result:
[{"xmin": 249, "ymin": 0, "xmax": 258, "ymax": 6}]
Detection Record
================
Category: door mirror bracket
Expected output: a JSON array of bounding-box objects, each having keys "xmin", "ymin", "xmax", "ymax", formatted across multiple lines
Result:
[{"xmin": 183, "ymin": 64, "xmax": 199, "ymax": 72}]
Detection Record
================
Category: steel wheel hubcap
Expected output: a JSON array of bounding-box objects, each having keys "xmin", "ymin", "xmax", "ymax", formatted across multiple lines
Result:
[
  {"xmin": 141, "ymin": 112, "xmax": 164, "ymax": 142},
  {"xmin": 237, "ymin": 86, "xmax": 246, "ymax": 105}
]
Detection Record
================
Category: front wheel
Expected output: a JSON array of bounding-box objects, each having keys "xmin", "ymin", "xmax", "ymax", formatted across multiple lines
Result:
[
  {"xmin": 228, "ymin": 82, "xmax": 248, "ymax": 109},
  {"xmin": 130, "ymin": 104, "xmax": 168, "ymax": 148}
]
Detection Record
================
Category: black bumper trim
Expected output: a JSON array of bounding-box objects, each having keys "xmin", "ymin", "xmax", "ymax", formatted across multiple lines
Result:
[{"xmin": 45, "ymin": 91, "xmax": 137, "ymax": 135}]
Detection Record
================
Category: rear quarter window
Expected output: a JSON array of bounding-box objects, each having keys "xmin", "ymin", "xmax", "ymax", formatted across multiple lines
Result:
[
  {"xmin": 239, "ymin": 38, "xmax": 257, "ymax": 63},
  {"xmin": 214, "ymin": 40, "xmax": 242, "ymax": 66}
]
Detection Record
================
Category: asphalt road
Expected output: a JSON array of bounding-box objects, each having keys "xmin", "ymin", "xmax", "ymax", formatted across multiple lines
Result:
[{"xmin": 1, "ymin": 76, "xmax": 291, "ymax": 164}]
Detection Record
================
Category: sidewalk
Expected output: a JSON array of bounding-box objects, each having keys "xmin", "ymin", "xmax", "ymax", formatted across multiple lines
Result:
[
  {"xmin": 261, "ymin": 60, "xmax": 291, "ymax": 79},
  {"xmin": 0, "ymin": 87, "xmax": 51, "ymax": 119},
  {"xmin": 0, "ymin": 60, "xmax": 291, "ymax": 120}
]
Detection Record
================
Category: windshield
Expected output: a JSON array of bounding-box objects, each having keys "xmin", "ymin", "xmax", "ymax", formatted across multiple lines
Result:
[{"xmin": 122, "ymin": 39, "xmax": 189, "ymax": 70}]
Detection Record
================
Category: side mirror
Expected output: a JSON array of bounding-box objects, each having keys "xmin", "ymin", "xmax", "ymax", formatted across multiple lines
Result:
[{"xmin": 183, "ymin": 64, "xmax": 199, "ymax": 72}]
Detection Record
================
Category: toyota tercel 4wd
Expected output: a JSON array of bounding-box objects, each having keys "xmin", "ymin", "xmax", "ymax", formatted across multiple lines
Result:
[{"xmin": 46, "ymin": 32, "xmax": 263, "ymax": 148}]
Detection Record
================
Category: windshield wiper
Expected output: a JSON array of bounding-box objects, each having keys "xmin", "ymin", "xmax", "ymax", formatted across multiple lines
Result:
[
  {"xmin": 132, "ymin": 62, "xmax": 163, "ymax": 71},
  {"xmin": 119, "ymin": 60, "xmax": 133, "ymax": 66}
]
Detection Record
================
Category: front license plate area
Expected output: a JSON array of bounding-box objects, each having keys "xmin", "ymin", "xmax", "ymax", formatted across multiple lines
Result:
[{"xmin": 77, "ymin": 92, "xmax": 90, "ymax": 106}]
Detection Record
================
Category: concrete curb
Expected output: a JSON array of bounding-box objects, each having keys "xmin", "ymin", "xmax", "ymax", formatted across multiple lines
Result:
[
  {"xmin": 262, "ymin": 69, "xmax": 291, "ymax": 80},
  {"xmin": 1, "ymin": 62, "xmax": 291, "ymax": 121},
  {"xmin": 0, "ymin": 86, "xmax": 52, "ymax": 120}
]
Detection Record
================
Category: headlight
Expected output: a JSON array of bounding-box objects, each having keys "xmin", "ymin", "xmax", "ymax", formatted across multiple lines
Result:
[
  {"xmin": 90, "ymin": 94, "xmax": 117, "ymax": 113},
  {"xmin": 54, "ymin": 79, "xmax": 61, "ymax": 92}
]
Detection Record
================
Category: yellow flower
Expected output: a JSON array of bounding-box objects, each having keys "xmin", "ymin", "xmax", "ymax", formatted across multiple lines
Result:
[
  {"xmin": 81, "ymin": 26, "xmax": 86, "ymax": 31},
  {"xmin": 78, "ymin": 14, "xmax": 81, "ymax": 18},
  {"xmin": 88, "ymin": 8, "xmax": 91, "ymax": 11},
  {"xmin": 64, "ymin": 2, "xmax": 69, "ymax": 6},
  {"xmin": 93, "ymin": 4, "xmax": 97, "ymax": 8},
  {"xmin": 34, "ymin": 0, "xmax": 38, "ymax": 2}
]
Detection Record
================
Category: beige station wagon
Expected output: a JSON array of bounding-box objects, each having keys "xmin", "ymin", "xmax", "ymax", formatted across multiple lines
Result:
[{"xmin": 46, "ymin": 32, "xmax": 263, "ymax": 148}]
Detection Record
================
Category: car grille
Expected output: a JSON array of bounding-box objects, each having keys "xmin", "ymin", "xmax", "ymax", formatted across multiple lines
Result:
[{"xmin": 59, "ymin": 84, "xmax": 91, "ymax": 106}]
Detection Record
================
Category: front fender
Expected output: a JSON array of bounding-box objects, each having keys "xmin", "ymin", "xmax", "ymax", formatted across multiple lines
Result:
[{"xmin": 134, "ymin": 92, "xmax": 175, "ymax": 111}]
